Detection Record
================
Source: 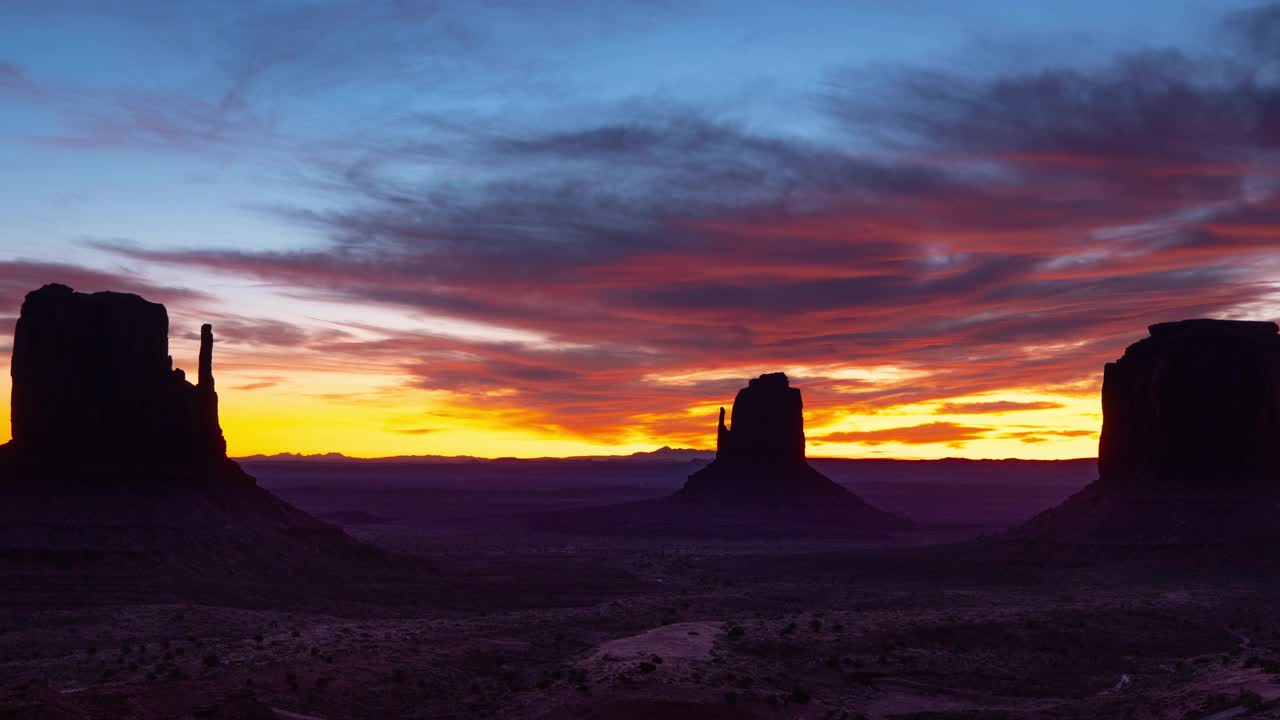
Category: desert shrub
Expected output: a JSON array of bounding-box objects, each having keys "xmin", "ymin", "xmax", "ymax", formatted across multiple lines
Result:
[
  {"xmin": 788, "ymin": 687, "xmax": 811, "ymax": 704},
  {"xmin": 727, "ymin": 625, "xmax": 746, "ymax": 639},
  {"xmin": 724, "ymin": 691, "xmax": 739, "ymax": 705},
  {"xmin": 202, "ymin": 653, "xmax": 220, "ymax": 667},
  {"xmin": 638, "ymin": 661, "xmax": 657, "ymax": 674}
]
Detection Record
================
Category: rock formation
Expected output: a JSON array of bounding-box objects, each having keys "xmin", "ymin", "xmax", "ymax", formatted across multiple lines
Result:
[
  {"xmin": 0, "ymin": 284, "xmax": 387, "ymax": 598},
  {"xmin": 1097, "ymin": 319, "xmax": 1280, "ymax": 492},
  {"xmin": 714, "ymin": 372, "xmax": 805, "ymax": 465},
  {"xmin": 669, "ymin": 373, "xmax": 909, "ymax": 533},
  {"xmin": 8, "ymin": 284, "xmax": 226, "ymax": 468},
  {"xmin": 1023, "ymin": 319, "xmax": 1280, "ymax": 543}
]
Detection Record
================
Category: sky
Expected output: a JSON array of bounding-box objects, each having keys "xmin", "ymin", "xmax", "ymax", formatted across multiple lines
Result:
[{"xmin": 1, "ymin": 1, "xmax": 1278, "ymax": 459}]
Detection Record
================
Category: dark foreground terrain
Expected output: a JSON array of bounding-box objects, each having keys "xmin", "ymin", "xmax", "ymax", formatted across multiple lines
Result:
[{"xmin": 6, "ymin": 458, "xmax": 1280, "ymax": 720}]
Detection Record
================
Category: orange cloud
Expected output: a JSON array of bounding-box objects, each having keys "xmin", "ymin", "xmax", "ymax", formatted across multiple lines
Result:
[{"xmin": 812, "ymin": 422, "xmax": 991, "ymax": 446}]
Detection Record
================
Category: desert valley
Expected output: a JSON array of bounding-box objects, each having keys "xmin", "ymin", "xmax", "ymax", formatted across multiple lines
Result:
[{"xmin": 1, "ymin": 285, "xmax": 1280, "ymax": 720}]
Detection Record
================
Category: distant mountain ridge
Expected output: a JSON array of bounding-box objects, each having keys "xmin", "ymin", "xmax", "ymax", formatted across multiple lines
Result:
[
  {"xmin": 235, "ymin": 446, "xmax": 717, "ymax": 464},
  {"xmin": 236, "ymin": 448, "xmax": 1092, "ymax": 465}
]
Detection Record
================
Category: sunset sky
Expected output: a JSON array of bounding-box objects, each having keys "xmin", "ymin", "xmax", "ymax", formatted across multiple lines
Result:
[{"xmin": 1, "ymin": 1, "xmax": 1278, "ymax": 459}]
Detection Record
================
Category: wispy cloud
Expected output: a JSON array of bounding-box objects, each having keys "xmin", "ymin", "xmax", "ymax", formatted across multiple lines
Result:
[
  {"xmin": 935, "ymin": 401, "xmax": 1066, "ymax": 414},
  {"xmin": 812, "ymin": 423, "xmax": 992, "ymax": 446}
]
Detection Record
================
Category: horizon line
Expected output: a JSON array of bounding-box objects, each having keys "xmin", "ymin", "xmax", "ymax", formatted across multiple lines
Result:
[{"xmin": 233, "ymin": 449, "xmax": 1099, "ymax": 463}]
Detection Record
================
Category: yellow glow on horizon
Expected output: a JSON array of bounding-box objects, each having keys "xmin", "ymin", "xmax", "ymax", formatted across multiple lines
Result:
[
  {"xmin": 806, "ymin": 389, "xmax": 1101, "ymax": 460},
  {"xmin": 0, "ymin": 358, "xmax": 1101, "ymax": 460}
]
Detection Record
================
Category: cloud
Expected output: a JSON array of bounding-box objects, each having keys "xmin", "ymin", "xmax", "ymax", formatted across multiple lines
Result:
[
  {"xmin": 935, "ymin": 400, "xmax": 1066, "ymax": 414},
  {"xmin": 186, "ymin": 315, "xmax": 350, "ymax": 349},
  {"xmin": 393, "ymin": 427, "xmax": 436, "ymax": 435},
  {"xmin": 231, "ymin": 379, "xmax": 282, "ymax": 392},
  {"xmin": 0, "ymin": 261, "xmax": 210, "ymax": 313},
  {"xmin": 812, "ymin": 422, "xmax": 991, "ymax": 446},
  {"xmin": 0, "ymin": 61, "xmax": 24, "ymax": 85}
]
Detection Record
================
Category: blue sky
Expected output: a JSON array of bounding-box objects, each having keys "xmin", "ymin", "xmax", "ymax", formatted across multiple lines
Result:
[{"xmin": 0, "ymin": 0, "xmax": 1256, "ymax": 261}]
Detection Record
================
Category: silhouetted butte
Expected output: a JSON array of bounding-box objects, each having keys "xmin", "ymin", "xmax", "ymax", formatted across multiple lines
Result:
[
  {"xmin": 0, "ymin": 284, "xmax": 382, "ymax": 599},
  {"xmin": 1023, "ymin": 319, "xmax": 1280, "ymax": 543},
  {"xmin": 7, "ymin": 284, "xmax": 225, "ymax": 470},
  {"xmin": 668, "ymin": 372, "xmax": 910, "ymax": 533}
]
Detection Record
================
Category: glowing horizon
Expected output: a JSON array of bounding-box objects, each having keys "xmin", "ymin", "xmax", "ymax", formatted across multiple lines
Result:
[{"xmin": 0, "ymin": 306, "xmax": 1102, "ymax": 460}]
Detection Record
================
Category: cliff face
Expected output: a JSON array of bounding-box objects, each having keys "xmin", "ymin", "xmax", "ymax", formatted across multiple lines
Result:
[
  {"xmin": 8, "ymin": 284, "xmax": 226, "ymax": 468},
  {"xmin": 715, "ymin": 371, "xmax": 806, "ymax": 466},
  {"xmin": 1023, "ymin": 318, "xmax": 1280, "ymax": 543},
  {"xmin": 1097, "ymin": 319, "xmax": 1280, "ymax": 493}
]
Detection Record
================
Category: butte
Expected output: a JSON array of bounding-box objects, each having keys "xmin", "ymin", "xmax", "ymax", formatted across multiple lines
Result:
[
  {"xmin": 533, "ymin": 372, "xmax": 910, "ymax": 538},
  {"xmin": 1022, "ymin": 319, "xmax": 1280, "ymax": 544},
  {"xmin": 0, "ymin": 284, "xmax": 386, "ymax": 600}
]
